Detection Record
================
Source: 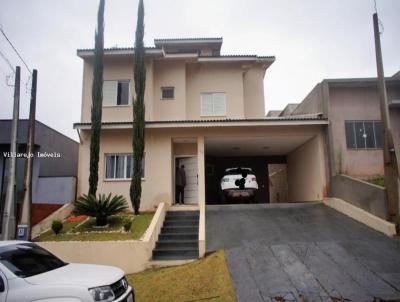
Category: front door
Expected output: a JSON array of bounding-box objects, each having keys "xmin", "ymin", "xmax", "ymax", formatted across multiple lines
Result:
[{"xmin": 179, "ymin": 157, "xmax": 198, "ymax": 204}]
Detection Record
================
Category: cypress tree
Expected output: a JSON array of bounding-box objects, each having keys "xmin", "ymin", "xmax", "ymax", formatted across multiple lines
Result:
[
  {"xmin": 88, "ymin": 0, "xmax": 105, "ymax": 196},
  {"xmin": 130, "ymin": 0, "xmax": 146, "ymax": 215}
]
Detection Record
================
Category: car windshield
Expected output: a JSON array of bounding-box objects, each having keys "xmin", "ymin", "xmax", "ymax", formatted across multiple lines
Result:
[
  {"xmin": 0, "ymin": 243, "xmax": 67, "ymax": 278},
  {"xmin": 224, "ymin": 168, "xmax": 253, "ymax": 175}
]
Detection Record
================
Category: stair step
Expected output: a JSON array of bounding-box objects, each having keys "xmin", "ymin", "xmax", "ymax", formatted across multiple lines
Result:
[
  {"xmin": 161, "ymin": 226, "xmax": 198, "ymax": 234},
  {"xmin": 152, "ymin": 253, "xmax": 198, "ymax": 261},
  {"xmin": 152, "ymin": 249, "xmax": 198, "ymax": 259},
  {"xmin": 164, "ymin": 221, "xmax": 198, "ymax": 227},
  {"xmin": 156, "ymin": 241, "xmax": 198, "ymax": 249},
  {"xmin": 166, "ymin": 211, "xmax": 199, "ymax": 217},
  {"xmin": 159, "ymin": 233, "xmax": 198, "ymax": 241},
  {"xmin": 165, "ymin": 216, "xmax": 199, "ymax": 222}
]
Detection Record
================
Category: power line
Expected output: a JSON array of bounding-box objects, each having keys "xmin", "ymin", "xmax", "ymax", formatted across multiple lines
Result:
[
  {"xmin": 0, "ymin": 25, "xmax": 32, "ymax": 74},
  {"xmin": 0, "ymin": 48, "xmax": 15, "ymax": 73}
]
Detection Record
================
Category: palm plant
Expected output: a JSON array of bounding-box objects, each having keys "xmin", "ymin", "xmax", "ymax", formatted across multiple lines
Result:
[{"xmin": 74, "ymin": 194, "xmax": 128, "ymax": 226}]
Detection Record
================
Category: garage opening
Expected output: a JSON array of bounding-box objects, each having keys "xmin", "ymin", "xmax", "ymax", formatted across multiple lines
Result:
[{"xmin": 204, "ymin": 134, "xmax": 326, "ymax": 205}]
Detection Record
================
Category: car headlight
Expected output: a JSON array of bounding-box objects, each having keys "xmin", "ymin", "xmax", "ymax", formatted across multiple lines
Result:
[{"xmin": 89, "ymin": 286, "xmax": 115, "ymax": 302}]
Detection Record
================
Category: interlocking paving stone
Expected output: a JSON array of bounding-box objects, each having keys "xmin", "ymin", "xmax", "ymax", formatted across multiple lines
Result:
[
  {"xmin": 317, "ymin": 241, "xmax": 400, "ymax": 300},
  {"xmin": 270, "ymin": 244, "xmax": 331, "ymax": 301},
  {"xmin": 206, "ymin": 203, "xmax": 400, "ymax": 302},
  {"xmin": 289, "ymin": 242, "xmax": 372, "ymax": 301},
  {"xmin": 225, "ymin": 247, "xmax": 265, "ymax": 302}
]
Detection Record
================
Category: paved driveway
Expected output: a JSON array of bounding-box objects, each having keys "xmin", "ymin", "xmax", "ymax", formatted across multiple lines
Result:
[{"xmin": 206, "ymin": 203, "xmax": 400, "ymax": 302}]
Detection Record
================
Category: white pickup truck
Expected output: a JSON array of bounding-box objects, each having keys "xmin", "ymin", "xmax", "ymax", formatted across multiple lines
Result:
[{"xmin": 0, "ymin": 241, "xmax": 134, "ymax": 302}]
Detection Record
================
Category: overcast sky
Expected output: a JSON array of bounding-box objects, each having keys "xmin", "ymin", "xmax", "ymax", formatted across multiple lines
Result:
[{"xmin": 0, "ymin": 0, "xmax": 399, "ymax": 141}]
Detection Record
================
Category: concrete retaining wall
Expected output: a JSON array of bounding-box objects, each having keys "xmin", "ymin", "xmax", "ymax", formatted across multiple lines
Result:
[
  {"xmin": 37, "ymin": 202, "xmax": 167, "ymax": 274},
  {"xmin": 330, "ymin": 174, "xmax": 388, "ymax": 220},
  {"xmin": 324, "ymin": 198, "xmax": 396, "ymax": 236},
  {"xmin": 32, "ymin": 202, "xmax": 74, "ymax": 238}
]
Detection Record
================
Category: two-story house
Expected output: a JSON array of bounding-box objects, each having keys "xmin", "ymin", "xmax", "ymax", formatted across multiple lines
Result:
[{"xmin": 74, "ymin": 38, "xmax": 328, "ymax": 210}]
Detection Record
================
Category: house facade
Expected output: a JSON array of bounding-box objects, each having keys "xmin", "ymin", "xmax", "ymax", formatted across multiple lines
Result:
[
  {"xmin": 74, "ymin": 38, "xmax": 329, "ymax": 210},
  {"xmin": 288, "ymin": 74, "xmax": 400, "ymax": 179}
]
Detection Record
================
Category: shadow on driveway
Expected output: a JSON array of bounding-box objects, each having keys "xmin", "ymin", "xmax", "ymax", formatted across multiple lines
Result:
[{"xmin": 206, "ymin": 203, "xmax": 400, "ymax": 302}]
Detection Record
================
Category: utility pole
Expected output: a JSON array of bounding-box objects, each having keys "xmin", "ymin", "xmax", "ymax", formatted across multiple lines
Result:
[
  {"xmin": 1, "ymin": 66, "xmax": 20, "ymax": 240},
  {"xmin": 373, "ymin": 13, "xmax": 400, "ymax": 228},
  {"xmin": 18, "ymin": 69, "xmax": 37, "ymax": 240}
]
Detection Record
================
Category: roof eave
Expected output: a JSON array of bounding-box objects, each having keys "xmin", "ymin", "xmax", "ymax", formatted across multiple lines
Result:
[
  {"xmin": 74, "ymin": 118, "xmax": 328, "ymax": 130},
  {"xmin": 77, "ymin": 48, "xmax": 164, "ymax": 58}
]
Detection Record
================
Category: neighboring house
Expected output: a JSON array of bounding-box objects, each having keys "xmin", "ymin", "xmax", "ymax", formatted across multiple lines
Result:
[
  {"xmin": 288, "ymin": 73, "xmax": 400, "ymax": 179},
  {"xmin": 280, "ymin": 73, "xmax": 400, "ymax": 220},
  {"xmin": 0, "ymin": 120, "xmax": 79, "ymax": 226},
  {"xmin": 279, "ymin": 103, "xmax": 299, "ymax": 117},
  {"xmin": 74, "ymin": 37, "xmax": 329, "ymax": 209}
]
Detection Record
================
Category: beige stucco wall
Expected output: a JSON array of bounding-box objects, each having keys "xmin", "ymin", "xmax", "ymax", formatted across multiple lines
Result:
[
  {"xmin": 329, "ymin": 84, "xmax": 400, "ymax": 178},
  {"xmin": 153, "ymin": 60, "xmax": 186, "ymax": 120},
  {"xmin": 186, "ymin": 63, "xmax": 245, "ymax": 119},
  {"xmin": 173, "ymin": 143, "xmax": 197, "ymax": 156},
  {"xmin": 329, "ymin": 87, "xmax": 383, "ymax": 177},
  {"xmin": 292, "ymin": 82, "xmax": 324, "ymax": 116},
  {"xmin": 76, "ymin": 125, "xmax": 325, "ymax": 210},
  {"xmin": 77, "ymin": 129, "xmax": 172, "ymax": 211},
  {"xmin": 80, "ymin": 57, "xmax": 268, "ymax": 123},
  {"xmin": 287, "ymin": 133, "xmax": 326, "ymax": 202},
  {"xmin": 243, "ymin": 66, "xmax": 267, "ymax": 118}
]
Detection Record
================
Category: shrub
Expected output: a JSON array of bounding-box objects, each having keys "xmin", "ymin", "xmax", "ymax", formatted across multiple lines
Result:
[
  {"xmin": 73, "ymin": 193, "xmax": 128, "ymax": 226},
  {"xmin": 123, "ymin": 217, "xmax": 133, "ymax": 232},
  {"xmin": 51, "ymin": 220, "xmax": 63, "ymax": 235}
]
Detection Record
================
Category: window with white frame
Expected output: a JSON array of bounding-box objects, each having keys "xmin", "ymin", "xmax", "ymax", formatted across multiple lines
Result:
[
  {"xmin": 200, "ymin": 93, "xmax": 226, "ymax": 116},
  {"xmin": 345, "ymin": 120, "xmax": 383, "ymax": 149},
  {"xmin": 105, "ymin": 154, "xmax": 144, "ymax": 179},
  {"xmin": 103, "ymin": 80, "xmax": 130, "ymax": 106}
]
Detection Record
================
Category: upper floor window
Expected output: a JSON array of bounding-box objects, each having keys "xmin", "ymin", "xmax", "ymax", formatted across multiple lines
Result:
[
  {"xmin": 200, "ymin": 93, "xmax": 226, "ymax": 116},
  {"xmin": 345, "ymin": 120, "xmax": 383, "ymax": 149},
  {"xmin": 103, "ymin": 80, "xmax": 130, "ymax": 106},
  {"xmin": 105, "ymin": 154, "xmax": 145, "ymax": 180},
  {"xmin": 161, "ymin": 87, "xmax": 174, "ymax": 99}
]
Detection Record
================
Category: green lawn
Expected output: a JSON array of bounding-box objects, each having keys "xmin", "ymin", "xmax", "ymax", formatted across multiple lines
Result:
[
  {"xmin": 127, "ymin": 250, "xmax": 237, "ymax": 302},
  {"xmin": 366, "ymin": 175, "xmax": 385, "ymax": 187},
  {"xmin": 34, "ymin": 212, "xmax": 154, "ymax": 242}
]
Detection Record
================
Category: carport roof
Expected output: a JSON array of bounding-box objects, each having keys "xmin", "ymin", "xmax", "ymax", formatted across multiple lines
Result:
[{"xmin": 74, "ymin": 115, "xmax": 328, "ymax": 130}]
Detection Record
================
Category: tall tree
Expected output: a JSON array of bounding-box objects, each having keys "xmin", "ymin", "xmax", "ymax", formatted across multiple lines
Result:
[
  {"xmin": 88, "ymin": 0, "xmax": 105, "ymax": 196},
  {"xmin": 130, "ymin": 0, "xmax": 146, "ymax": 214}
]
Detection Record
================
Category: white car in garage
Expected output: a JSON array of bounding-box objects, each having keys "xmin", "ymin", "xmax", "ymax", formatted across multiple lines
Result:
[
  {"xmin": 0, "ymin": 241, "xmax": 134, "ymax": 302},
  {"xmin": 220, "ymin": 167, "xmax": 258, "ymax": 203}
]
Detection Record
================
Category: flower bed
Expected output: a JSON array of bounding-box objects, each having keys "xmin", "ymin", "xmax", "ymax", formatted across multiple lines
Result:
[{"xmin": 34, "ymin": 213, "xmax": 154, "ymax": 242}]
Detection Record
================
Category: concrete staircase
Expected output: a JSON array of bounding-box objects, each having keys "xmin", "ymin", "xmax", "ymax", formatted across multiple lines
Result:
[{"xmin": 152, "ymin": 210, "xmax": 199, "ymax": 260}]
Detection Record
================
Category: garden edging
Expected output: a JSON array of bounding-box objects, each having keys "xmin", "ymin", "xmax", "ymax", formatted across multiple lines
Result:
[{"xmin": 37, "ymin": 202, "xmax": 167, "ymax": 274}]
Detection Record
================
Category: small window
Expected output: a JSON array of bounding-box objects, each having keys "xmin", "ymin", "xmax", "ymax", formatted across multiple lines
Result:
[
  {"xmin": 345, "ymin": 121, "xmax": 383, "ymax": 149},
  {"xmin": 161, "ymin": 87, "xmax": 174, "ymax": 99},
  {"xmin": 200, "ymin": 93, "xmax": 226, "ymax": 116},
  {"xmin": 103, "ymin": 80, "xmax": 130, "ymax": 106},
  {"xmin": 105, "ymin": 154, "xmax": 145, "ymax": 179}
]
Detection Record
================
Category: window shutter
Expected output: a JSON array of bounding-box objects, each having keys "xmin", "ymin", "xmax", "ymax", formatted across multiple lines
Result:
[
  {"xmin": 201, "ymin": 93, "xmax": 213, "ymax": 116},
  {"xmin": 103, "ymin": 81, "xmax": 118, "ymax": 105},
  {"xmin": 213, "ymin": 93, "xmax": 226, "ymax": 116}
]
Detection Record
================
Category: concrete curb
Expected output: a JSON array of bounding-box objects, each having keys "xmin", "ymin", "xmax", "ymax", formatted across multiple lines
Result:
[{"xmin": 323, "ymin": 198, "xmax": 397, "ymax": 236}]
